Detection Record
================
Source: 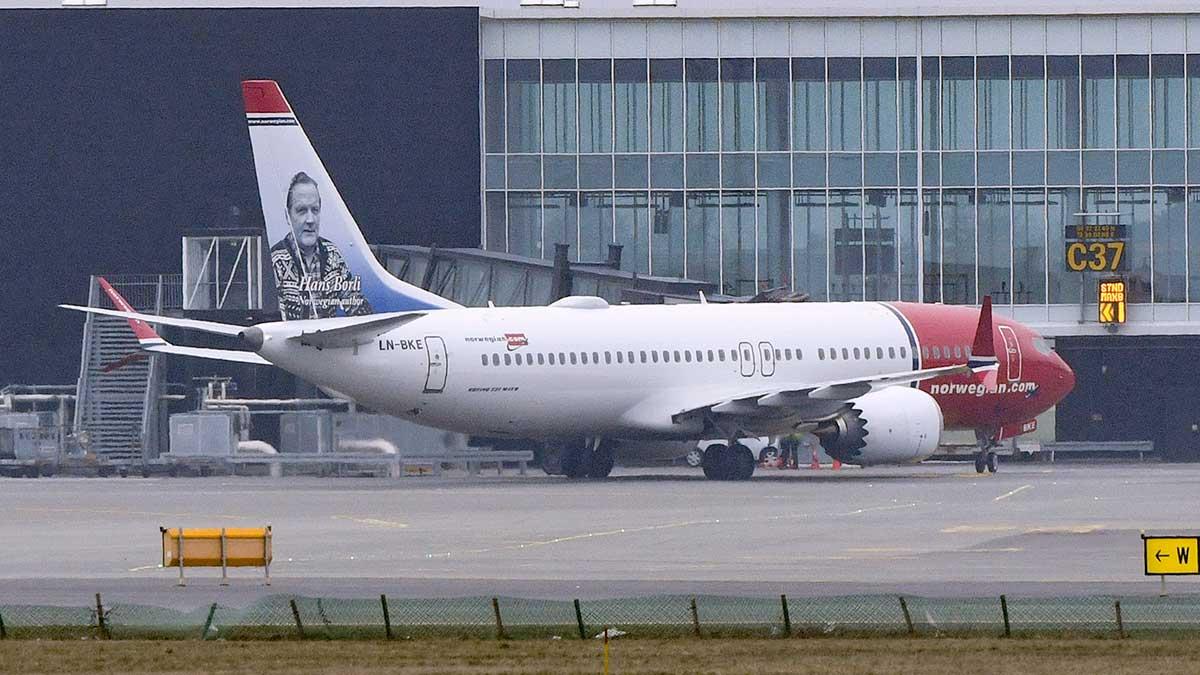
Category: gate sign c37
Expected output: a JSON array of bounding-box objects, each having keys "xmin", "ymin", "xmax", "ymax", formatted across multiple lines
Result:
[
  {"xmin": 1143, "ymin": 535, "xmax": 1200, "ymax": 576},
  {"xmin": 1065, "ymin": 224, "xmax": 1127, "ymax": 273}
]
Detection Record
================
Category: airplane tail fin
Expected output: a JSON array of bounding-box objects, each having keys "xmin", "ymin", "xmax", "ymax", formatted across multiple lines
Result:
[{"xmin": 241, "ymin": 80, "xmax": 460, "ymax": 320}]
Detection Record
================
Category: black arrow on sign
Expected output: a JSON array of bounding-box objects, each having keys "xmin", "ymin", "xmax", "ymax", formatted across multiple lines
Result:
[{"xmin": 1156, "ymin": 550, "xmax": 1170, "ymax": 562}]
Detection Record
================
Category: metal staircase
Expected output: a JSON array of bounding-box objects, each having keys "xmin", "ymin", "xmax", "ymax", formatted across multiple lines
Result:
[{"xmin": 73, "ymin": 276, "xmax": 175, "ymax": 463}]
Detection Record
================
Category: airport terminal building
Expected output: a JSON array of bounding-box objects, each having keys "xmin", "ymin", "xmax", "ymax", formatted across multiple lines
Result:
[{"xmin": 7, "ymin": 0, "xmax": 1200, "ymax": 456}]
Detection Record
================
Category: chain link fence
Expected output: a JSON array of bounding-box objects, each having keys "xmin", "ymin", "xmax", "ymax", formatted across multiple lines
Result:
[{"xmin": 2, "ymin": 594, "xmax": 1199, "ymax": 640}]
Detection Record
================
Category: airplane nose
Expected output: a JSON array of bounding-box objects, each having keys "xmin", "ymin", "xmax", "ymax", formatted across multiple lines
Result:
[{"xmin": 1055, "ymin": 354, "xmax": 1075, "ymax": 398}]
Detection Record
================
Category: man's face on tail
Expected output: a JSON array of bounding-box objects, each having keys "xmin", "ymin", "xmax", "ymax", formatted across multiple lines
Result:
[{"xmin": 287, "ymin": 182, "xmax": 321, "ymax": 250}]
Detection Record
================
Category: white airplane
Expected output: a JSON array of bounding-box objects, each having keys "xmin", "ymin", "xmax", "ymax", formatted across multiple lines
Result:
[{"xmin": 63, "ymin": 80, "xmax": 1075, "ymax": 480}]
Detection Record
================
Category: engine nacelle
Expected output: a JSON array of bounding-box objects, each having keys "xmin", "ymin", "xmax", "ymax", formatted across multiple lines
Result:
[{"xmin": 816, "ymin": 387, "xmax": 943, "ymax": 466}]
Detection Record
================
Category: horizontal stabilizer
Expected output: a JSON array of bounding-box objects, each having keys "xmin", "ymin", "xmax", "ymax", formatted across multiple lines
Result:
[
  {"xmin": 59, "ymin": 305, "xmax": 247, "ymax": 337},
  {"xmin": 144, "ymin": 344, "xmax": 271, "ymax": 365}
]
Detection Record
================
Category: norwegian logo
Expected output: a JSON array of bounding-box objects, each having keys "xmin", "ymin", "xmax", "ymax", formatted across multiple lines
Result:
[{"xmin": 505, "ymin": 333, "xmax": 529, "ymax": 351}]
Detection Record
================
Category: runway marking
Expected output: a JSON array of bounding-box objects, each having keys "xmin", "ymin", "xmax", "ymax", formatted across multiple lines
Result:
[
  {"xmin": 941, "ymin": 525, "xmax": 1020, "ymax": 534},
  {"xmin": 427, "ymin": 502, "xmax": 921, "ymax": 559},
  {"xmin": 993, "ymin": 484, "xmax": 1033, "ymax": 502},
  {"xmin": 13, "ymin": 507, "xmax": 253, "ymax": 519},
  {"xmin": 836, "ymin": 503, "xmax": 918, "ymax": 516},
  {"xmin": 332, "ymin": 516, "xmax": 409, "ymax": 529},
  {"xmin": 127, "ymin": 564, "xmax": 161, "ymax": 572}
]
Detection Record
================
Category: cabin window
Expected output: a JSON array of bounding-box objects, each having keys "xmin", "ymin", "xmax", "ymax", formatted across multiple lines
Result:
[
  {"xmin": 841, "ymin": 348, "xmax": 849, "ymax": 360},
  {"xmin": 694, "ymin": 350, "xmax": 702, "ymax": 362},
  {"xmin": 537, "ymin": 353, "xmax": 545, "ymax": 365},
  {"xmin": 650, "ymin": 351, "xmax": 658, "ymax": 363},
  {"xmin": 853, "ymin": 347, "xmax": 861, "ymax": 359},
  {"xmin": 876, "ymin": 347, "xmax": 883, "ymax": 359},
  {"xmin": 922, "ymin": 345, "xmax": 930, "ymax": 359},
  {"xmin": 730, "ymin": 349, "xmax": 738, "ymax": 362},
  {"xmin": 684, "ymin": 351, "xmax": 692, "ymax": 363},
  {"xmin": 932, "ymin": 346, "xmax": 941, "ymax": 359},
  {"xmin": 592, "ymin": 351, "xmax": 599, "ymax": 363},
  {"xmin": 774, "ymin": 349, "xmax": 782, "ymax": 361},
  {"xmin": 582, "ymin": 352, "xmax": 591, "ymax": 365},
  {"xmin": 569, "ymin": 352, "xmax": 578, "ymax": 365},
  {"xmin": 640, "ymin": 351, "xmax": 647, "ymax": 363},
  {"xmin": 627, "ymin": 351, "xmax": 635, "ymax": 363},
  {"xmin": 604, "ymin": 351, "xmax": 612, "ymax": 364},
  {"xmin": 954, "ymin": 345, "xmax": 962, "ymax": 359},
  {"xmin": 863, "ymin": 348, "xmax": 871, "ymax": 360},
  {"xmin": 900, "ymin": 346, "xmax": 907, "ymax": 359},
  {"xmin": 888, "ymin": 347, "xmax": 896, "ymax": 359},
  {"xmin": 707, "ymin": 349, "xmax": 715, "ymax": 362},
  {"xmin": 796, "ymin": 349, "xmax": 803, "ymax": 360},
  {"xmin": 829, "ymin": 348, "xmax": 836, "ymax": 360},
  {"xmin": 481, "ymin": 354, "xmax": 488, "ymax": 366},
  {"xmin": 504, "ymin": 353, "xmax": 512, "ymax": 365},
  {"xmin": 490, "ymin": 353, "xmax": 498, "ymax": 366},
  {"xmin": 616, "ymin": 351, "xmax": 624, "ymax": 364}
]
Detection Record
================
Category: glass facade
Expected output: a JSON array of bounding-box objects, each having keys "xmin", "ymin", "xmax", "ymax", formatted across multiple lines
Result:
[{"xmin": 482, "ymin": 43, "xmax": 1200, "ymax": 304}]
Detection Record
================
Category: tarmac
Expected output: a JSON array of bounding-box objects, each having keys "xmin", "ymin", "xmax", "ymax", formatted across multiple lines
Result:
[{"xmin": 1, "ymin": 462, "xmax": 1198, "ymax": 607}]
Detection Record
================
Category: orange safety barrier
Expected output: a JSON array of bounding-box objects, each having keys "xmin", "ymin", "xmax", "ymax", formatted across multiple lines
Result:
[{"xmin": 161, "ymin": 526, "xmax": 272, "ymax": 586}]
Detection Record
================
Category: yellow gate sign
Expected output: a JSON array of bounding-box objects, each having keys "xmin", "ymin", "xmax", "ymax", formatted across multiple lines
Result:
[
  {"xmin": 1098, "ymin": 278, "xmax": 1127, "ymax": 324},
  {"xmin": 1143, "ymin": 535, "xmax": 1199, "ymax": 575}
]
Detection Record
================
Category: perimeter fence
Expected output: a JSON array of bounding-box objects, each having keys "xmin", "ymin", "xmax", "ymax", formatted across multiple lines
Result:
[{"xmin": 1, "ymin": 593, "xmax": 1198, "ymax": 641}]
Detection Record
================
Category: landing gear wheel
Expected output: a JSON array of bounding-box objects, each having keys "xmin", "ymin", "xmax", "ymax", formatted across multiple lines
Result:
[
  {"xmin": 730, "ymin": 443, "xmax": 756, "ymax": 481},
  {"xmin": 986, "ymin": 452, "xmax": 998, "ymax": 473},
  {"xmin": 586, "ymin": 444, "xmax": 615, "ymax": 479},
  {"xmin": 561, "ymin": 442, "xmax": 590, "ymax": 479},
  {"xmin": 758, "ymin": 446, "xmax": 780, "ymax": 464},
  {"xmin": 974, "ymin": 453, "xmax": 987, "ymax": 474},
  {"xmin": 685, "ymin": 448, "xmax": 704, "ymax": 468},
  {"xmin": 701, "ymin": 443, "xmax": 729, "ymax": 480},
  {"xmin": 541, "ymin": 446, "xmax": 564, "ymax": 476}
]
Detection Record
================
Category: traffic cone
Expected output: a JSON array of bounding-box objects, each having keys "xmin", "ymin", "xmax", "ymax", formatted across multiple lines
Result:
[
  {"xmin": 810, "ymin": 448, "xmax": 820, "ymax": 470},
  {"xmin": 832, "ymin": 459, "xmax": 842, "ymax": 470}
]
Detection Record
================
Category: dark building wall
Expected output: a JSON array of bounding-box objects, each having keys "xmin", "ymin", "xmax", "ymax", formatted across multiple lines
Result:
[
  {"xmin": 1056, "ymin": 336, "xmax": 1200, "ymax": 459},
  {"xmin": 1, "ymin": 7, "xmax": 480, "ymax": 386}
]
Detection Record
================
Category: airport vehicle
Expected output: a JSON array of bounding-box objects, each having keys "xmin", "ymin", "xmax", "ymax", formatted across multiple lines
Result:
[{"xmin": 62, "ymin": 80, "xmax": 1075, "ymax": 480}]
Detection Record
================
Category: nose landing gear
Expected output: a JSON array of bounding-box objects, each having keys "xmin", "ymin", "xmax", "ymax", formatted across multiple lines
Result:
[{"xmin": 974, "ymin": 430, "xmax": 999, "ymax": 474}]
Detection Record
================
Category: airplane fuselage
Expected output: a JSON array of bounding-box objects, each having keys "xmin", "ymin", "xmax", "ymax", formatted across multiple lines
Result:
[{"xmin": 257, "ymin": 300, "xmax": 1074, "ymax": 442}]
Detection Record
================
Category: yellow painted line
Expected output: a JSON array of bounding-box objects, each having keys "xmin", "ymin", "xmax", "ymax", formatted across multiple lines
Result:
[
  {"xmin": 994, "ymin": 484, "xmax": 1033, "ymax": 501},
  {"xmin": 331, "ymin": 516, "xmax": 409, "ymax": 529}
]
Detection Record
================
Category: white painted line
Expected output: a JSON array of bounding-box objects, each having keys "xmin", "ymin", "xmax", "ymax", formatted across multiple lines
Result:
[{"xmin": 994, "ymin": 484, "xmax": 1033, "ymax": 502}]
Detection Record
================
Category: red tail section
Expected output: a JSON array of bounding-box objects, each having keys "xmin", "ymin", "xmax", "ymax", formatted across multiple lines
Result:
[
  {"xmin": 97, "ymin": 277, "xmax": 161, "ymax": 344},
  {"xmin": 241, "ymin": 80, "xmax": 292, "ymax": 115}
]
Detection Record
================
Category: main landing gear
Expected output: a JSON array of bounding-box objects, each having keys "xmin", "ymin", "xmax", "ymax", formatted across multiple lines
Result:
[
  {"xmin": 701, "ymin": 442, "xmax": 756, "ymax": 481},
  {"xmin": 543, "ymin": 439, "xmax": 616, "ymax": 479}
]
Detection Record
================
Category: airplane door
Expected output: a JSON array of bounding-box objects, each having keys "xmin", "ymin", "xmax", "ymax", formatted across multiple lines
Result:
[
  {"xmin": 998, "ymin": 325, "xmax": 1022, "ymax": 382},
  {"xmin": 423, "ymin": 335, "xmax": 448, "ymax": 393},
  {"xmin": 758, "ymin": 341, "xmax": 776, "ymax": 377},
  {"xmin": 738, "ymin": 341, "xmax": 756, "ymax": 377}
]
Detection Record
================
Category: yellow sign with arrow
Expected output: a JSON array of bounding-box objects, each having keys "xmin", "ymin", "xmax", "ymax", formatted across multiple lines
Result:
[{"xmin": 1143, "ymin": 535, "xmax": 1199, "ymax": 576}]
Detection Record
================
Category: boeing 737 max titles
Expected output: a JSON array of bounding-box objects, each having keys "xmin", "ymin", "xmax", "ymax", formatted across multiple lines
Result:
[{"xmin": 63, "ymin": 80, "xmax": 1075, "ymax": 480}]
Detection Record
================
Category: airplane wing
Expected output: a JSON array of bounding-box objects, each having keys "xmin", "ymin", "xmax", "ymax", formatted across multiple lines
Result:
[
  {"xmin": 670, "ymin": 363, "xmax": 975, "ymax": 424},
  {"xmin": 671, "ymin": 296, "xmax": 1001, "ymax": 428}
]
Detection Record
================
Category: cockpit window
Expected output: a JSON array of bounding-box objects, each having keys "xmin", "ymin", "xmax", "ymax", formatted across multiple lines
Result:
[{"xmin": 1032, "ymin": 336, "xmax": 1055, "ymax": 355}]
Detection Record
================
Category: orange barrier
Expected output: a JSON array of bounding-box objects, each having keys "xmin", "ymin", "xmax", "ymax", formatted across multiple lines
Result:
[{"xmin": 161, "ymin": 526, "xmax": 272, "ymax": 586}]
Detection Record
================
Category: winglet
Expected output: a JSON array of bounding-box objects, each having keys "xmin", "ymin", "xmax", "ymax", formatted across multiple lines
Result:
[
  {"xmin": 97, "ymin": 277, "xmax": 164, "ymax": 345},
  {"xmin": 968, "ymin": 295, "xmax": 998, "ymax": 370}
]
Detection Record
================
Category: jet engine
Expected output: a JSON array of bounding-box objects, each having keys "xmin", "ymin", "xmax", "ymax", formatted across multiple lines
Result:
[{"xmin": 815, "ymin": 387, "xmax": 943, "ymax": 466}]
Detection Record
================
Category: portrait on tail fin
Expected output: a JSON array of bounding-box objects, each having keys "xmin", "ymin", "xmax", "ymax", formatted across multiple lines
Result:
[{"xmin": 269, "ymin": 171, "xmax": 373, "ymax": 320}]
